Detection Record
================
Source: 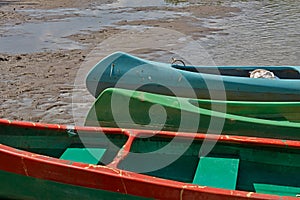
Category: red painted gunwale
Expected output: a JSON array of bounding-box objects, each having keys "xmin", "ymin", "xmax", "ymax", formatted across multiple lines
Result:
[{"xmin": 0, "ymin": 118, "xmax": 299, "ymax": 200}]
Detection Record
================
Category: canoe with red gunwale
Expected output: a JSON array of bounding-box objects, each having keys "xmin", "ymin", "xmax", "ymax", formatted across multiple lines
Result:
[{"xmin": 0, "ymin": 118, "xmax": 300, "ymax": 199}]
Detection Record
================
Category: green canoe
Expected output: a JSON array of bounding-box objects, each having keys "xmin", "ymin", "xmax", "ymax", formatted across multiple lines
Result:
[
  {"xmin": 1, "ymin": 119, "xmax": 300, "ymax": 199},
  {"xmin": 85, "ymin": 88, "xmax": 300, "ymax": 140}
]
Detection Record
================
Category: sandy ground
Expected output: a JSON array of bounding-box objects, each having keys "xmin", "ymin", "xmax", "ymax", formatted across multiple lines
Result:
[{"xmin": 0, "ymin": 0, "xmax": 239, "ymax": 124}]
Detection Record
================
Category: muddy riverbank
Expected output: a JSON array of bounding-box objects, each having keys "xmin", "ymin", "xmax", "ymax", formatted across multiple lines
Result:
[
  {"xmin": 5, "ymin": 0, "xmax": 299, "ymax": 125},
  {"xmin": 0, "ymin": 0, "xmax": 241, "ymax": 124}
]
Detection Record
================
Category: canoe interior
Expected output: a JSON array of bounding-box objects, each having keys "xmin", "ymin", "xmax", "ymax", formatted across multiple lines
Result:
[
  {"xmin": 2, "ymin": 121, "xmax": 300, "ymax": 197},
  {"xmin": 0, "ymin": 123, "xmax": 128, "ymax": 161},
  {"xmin": 125, "ymin": 135, "xmax": 300, "ymax": 197},
  {"xmin": 172, "ymin": 65, "xmax": 300, "ymax": 79}
]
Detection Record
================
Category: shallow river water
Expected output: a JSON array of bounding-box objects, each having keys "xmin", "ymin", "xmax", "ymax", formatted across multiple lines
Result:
[
  {"xmin": 0, "ymin": 0, "xmax": 299, "ymax": 65},
  {"xmin": 200, "ymin": 0, "xmax": 299, "ymax": 66}
]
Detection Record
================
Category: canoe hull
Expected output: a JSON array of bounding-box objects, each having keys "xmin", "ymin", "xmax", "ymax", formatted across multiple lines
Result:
[
  {"xmin": 85, "ymin": 88, "xmax": 300, "ymax": 140},
  {"xmin": 0, "ymin": 119, "xmax": 299, "ymax": 199},
  {"xmin": 0, "ymin": 170, "xmax": 146, "ymax": 200},
  {"xmin": 86, "ymin": 52, "xmax": 300, "ymax": 101}
]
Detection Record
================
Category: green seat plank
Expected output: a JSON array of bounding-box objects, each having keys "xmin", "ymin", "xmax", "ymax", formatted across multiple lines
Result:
[
  {"xmin": 60, "ymin": 148, "xmax": 106, "ymax": 164},
  {"xmin": 193, "ymin": 156, "xmax": 240, "ymax": 190},
  {"xmin": 254, "ymin": 183, "xmax": 300, "ymax": 197}
]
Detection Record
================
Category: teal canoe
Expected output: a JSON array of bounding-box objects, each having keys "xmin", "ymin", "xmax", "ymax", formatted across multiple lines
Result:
[
  {"xmin": 86, "ymin": 52, "xmax": 300, "ymax": 101},
  {"xmin": 85, "ymin": 88, "xmax": 300, "ymax": 140},
  {"xmin": 1, "ymin": 118, "xmax": 300, "ymax": 199}
]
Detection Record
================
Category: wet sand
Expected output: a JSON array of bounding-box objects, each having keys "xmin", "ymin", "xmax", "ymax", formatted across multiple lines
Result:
[{"xmin": 0, "ymin": 0, "xmax": 239, "ymax": 124}]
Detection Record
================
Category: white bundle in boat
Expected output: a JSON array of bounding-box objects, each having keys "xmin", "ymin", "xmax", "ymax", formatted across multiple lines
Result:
[{"xmin": 249, "ymin": 69, "xmax": 278, "ymax": 79}]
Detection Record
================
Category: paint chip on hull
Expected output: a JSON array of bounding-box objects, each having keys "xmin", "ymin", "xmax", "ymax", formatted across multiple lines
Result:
[{"xmin": 246, "ymin": 192, "xmax": 254, "ymax": 197}]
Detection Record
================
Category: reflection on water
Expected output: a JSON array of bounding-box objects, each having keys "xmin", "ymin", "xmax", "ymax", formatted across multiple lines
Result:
[
  {"xmin": 0, "ymin": 8, "xmax": 189, "ymax": 54},
  {"xmin": 199, "ymin": 0, "xmax": 300, "ymax": 65}
]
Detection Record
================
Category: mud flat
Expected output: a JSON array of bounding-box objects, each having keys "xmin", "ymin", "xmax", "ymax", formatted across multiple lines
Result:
[{"xmin": 0, "ymin": 0, "xmax": 239, "ymax": 124}]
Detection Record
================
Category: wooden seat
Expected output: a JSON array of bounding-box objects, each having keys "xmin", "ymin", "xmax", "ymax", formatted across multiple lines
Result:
[
  {"xmin": 60, "ymin": 148, "xmax": 106, "ymax": 164},
  {"xmin": 193, "ymin": 156, "xmax": 240, "ymax": 190},
  {"xmin": 254, "ymin": 183, "xmax": 300, "ymax": 197}
]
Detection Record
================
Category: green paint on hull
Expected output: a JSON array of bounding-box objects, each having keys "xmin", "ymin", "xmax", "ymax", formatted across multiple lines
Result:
[
  {"xmin": 0, "ymin": 170, "xmax": 151, "ymax": 200},
  {"xmin": 85, "ymin": 88, "xmax": 300, "ymax": 140},
  {"xmin": 190, "ymin": 99, "xmax": 300, "ymax": 122}
]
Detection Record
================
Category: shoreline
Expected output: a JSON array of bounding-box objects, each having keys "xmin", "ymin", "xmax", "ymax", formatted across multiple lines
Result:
[{"xmin": 0, "ymin": 0, "xmax": 240, "ymax": 124}]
